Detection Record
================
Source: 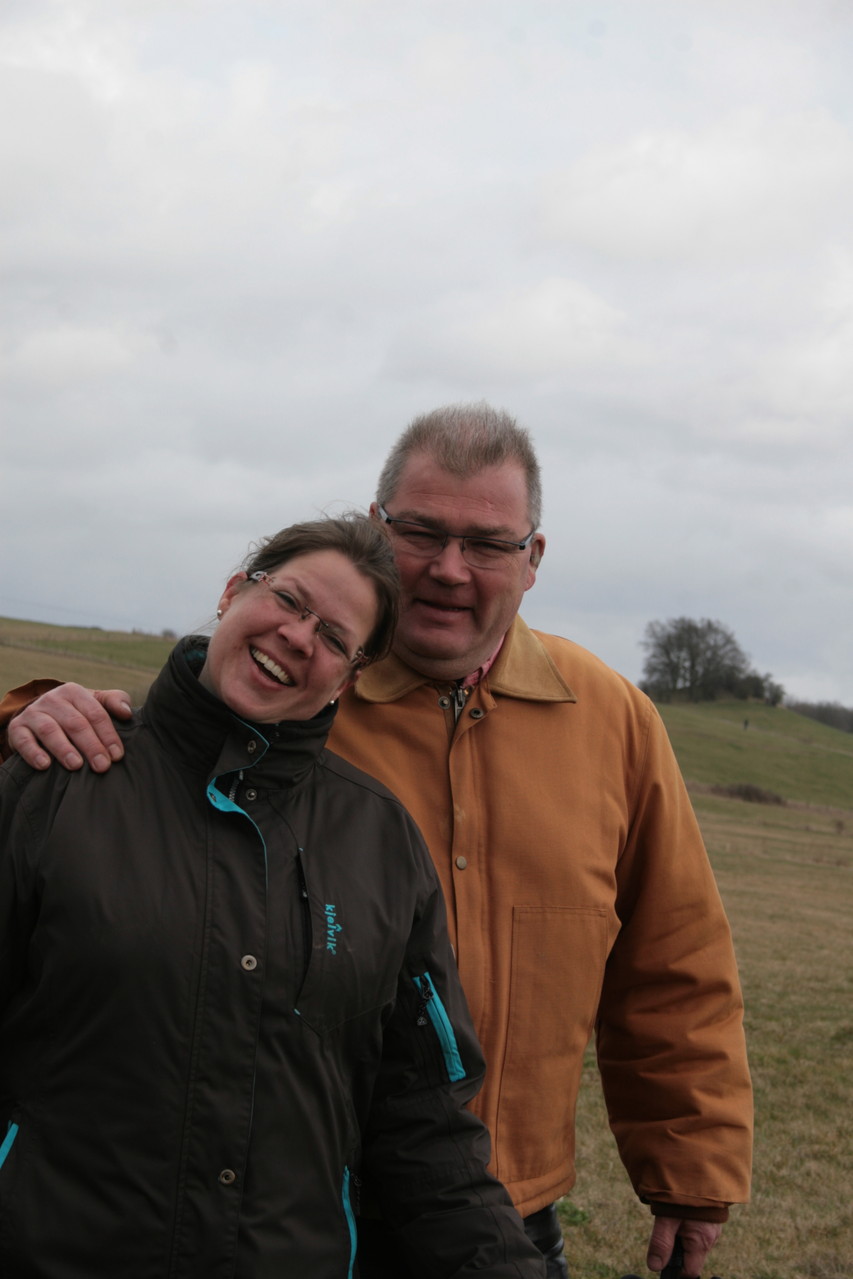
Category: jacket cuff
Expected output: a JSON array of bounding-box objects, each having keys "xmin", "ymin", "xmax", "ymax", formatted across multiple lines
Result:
[{"xmin": 646, "ymin": 1201, "xmax": 729, "ymax": 1223}]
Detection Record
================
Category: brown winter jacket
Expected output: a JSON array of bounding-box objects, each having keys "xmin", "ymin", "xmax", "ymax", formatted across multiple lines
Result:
[{"xmin": 0, "ymin": 618, "xmax": 753, "ymax": 1220}]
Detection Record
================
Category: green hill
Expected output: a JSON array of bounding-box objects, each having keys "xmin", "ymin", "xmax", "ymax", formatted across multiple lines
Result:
[{"xmin": 656, "ymin": 698, "xmax": 853, "ymax": 810}]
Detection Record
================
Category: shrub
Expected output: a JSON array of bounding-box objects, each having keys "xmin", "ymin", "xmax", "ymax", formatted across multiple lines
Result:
[{"xmin": 710, "ymin": 783, "xmax": 785, "ymax": 806}]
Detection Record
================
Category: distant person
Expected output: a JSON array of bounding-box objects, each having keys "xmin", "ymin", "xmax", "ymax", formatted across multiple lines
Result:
[
  {"xmin": 0, "ymin": 513, "xmax": 545, "ymax": 1278},
  {"xmin": 1, "ymin": 404, "xmax": 752, "ymax": 1278}
]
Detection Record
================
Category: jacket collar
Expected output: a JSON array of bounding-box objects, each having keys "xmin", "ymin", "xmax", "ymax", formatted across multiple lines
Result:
[
  {"xmin": 142, "ymin": 635, "xmax": 336, "ymax": 785},
  {"xmin": 353, "ymin": 615, "xmax": 577, "ymax": 705}
]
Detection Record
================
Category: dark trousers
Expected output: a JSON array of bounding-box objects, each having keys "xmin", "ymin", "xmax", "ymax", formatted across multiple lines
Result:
[
  {"xmin": 524, "ymin": 1203, "xmax": 569, "ymax": 1278},
  {"xmin": 356, "ymin": 1201, "xmax": 569, "ymax": 1277}
]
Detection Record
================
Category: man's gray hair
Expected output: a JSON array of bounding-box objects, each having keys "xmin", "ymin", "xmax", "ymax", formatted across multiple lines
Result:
[{"xmin": 376, "ymin": 402, "xmax": 543, "ymax": 528}]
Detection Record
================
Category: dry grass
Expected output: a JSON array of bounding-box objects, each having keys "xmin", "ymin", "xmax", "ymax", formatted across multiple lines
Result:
[
  {"xmin": 559, "ymin": 791, "xmax": 853, "ymax": 1278},
  {"xmin": 0, "ymin": 616, "xmax": 171, "ymax": 707},
  {"xmin": 3, "ymin": 622, "xmax": 852, "ymax": 1275}
]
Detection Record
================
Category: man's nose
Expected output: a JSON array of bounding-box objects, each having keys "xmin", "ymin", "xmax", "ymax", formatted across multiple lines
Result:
[{"xmin": 427, "ymin": 537, "xmax": 472, "ymax": 582}]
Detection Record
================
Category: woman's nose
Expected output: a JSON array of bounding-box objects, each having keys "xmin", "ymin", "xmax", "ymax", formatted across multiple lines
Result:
[{"xmin": 278, "ymin": 611, "xmax": 317, "ymax": 653}]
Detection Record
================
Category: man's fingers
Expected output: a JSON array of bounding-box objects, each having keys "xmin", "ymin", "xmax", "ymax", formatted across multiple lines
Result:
[
  {"xmin": 647, "ymin": 1217, "xmax": 678, "ymax": 1272},
  {"xmin": 6, "ymin": 722, "xmax": 57, "ymax": 770},
  {"xmin": 9, "ymin": 713, "xmax": 85, "ymax": 770},
  {"xmin": 7, "ymin": 683, "xmax": 128, "ymax": 772},
  {"xmin": 94, "ymin": 689, "xmax": 134, "ymax": 720},
  {"xmin": 647, "ymin": 1217, "xmax": 722, "ymax": 1276}
]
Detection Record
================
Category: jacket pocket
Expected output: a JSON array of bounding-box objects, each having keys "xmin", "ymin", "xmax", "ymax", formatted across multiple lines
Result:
[
  {"xmin": 293, "ymin": 918, "xmax": 397, "ymax": 1036},
  {"xmin": 292, "ymin": 871, "xmax": 399, "ymax": 1036},
  {"xmin": 496, "ymin": 906, "xmax": 609, "ymax": 1183},
  {"xmin": 412, "ymin": 972, "xmax": 466, "ymax": 1083}
]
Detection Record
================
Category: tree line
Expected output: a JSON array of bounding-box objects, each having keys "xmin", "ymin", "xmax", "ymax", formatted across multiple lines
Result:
[{"xmin": 639, "ymin": 617, "xmax": 784, "ymax": 705}]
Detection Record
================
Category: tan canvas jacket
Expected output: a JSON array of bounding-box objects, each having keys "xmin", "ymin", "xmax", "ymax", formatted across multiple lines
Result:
[{"xmin": 328, "ymin": 616, "xmax": 752, "ymax": 1217}]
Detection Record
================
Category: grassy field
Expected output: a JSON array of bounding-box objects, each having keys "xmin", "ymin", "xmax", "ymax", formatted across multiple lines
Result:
[
  {"xmin": 0, "ymin": 616, "xmax": 176, "ymax": 707},
  {"xmin": 2, "ymin": 625, "xmax": 851, "ymax": 1276},
  {"xmin": 561, "ymin": 703, "xmax": 853, "ymax": 1279}
]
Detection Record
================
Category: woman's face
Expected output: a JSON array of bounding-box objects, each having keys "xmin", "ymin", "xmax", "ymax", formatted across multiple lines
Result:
[{"xmin": 199, "ymin": 549, "xmax": 379, "ymax": 723}]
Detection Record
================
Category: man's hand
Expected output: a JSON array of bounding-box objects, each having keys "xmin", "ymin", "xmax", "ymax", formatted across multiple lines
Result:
[
  {"xmin": 8, "ymin": 684, "xmax": 132, "ymax": 772},
  {"xmin": 647, "ymin": 1216, "xmax": 723, "ymax": 1277}
]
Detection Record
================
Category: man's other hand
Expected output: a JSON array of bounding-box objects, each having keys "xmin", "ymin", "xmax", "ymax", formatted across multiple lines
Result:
[{"xmin": 647, "ymin": 1216, "xmax": 723, "ymax": 1276}]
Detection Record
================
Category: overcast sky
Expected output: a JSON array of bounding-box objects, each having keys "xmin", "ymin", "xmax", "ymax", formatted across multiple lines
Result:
[{"xmin": 2, "ymin": 0, "xmax": 851, "ymax": 705}]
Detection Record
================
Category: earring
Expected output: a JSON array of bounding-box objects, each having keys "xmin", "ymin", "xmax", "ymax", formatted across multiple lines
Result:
[{"xmin": 216, "ymin": 608, "xmax": 223, "ymax": 619}]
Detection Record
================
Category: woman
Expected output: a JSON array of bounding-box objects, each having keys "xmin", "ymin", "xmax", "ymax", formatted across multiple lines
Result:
[{"xmin": 0, "ymin": 514, "xmax": 543, "ymax": 1279}]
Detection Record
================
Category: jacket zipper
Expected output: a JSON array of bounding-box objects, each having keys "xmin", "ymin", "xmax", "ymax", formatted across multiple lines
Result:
[
  {"xmin": 451, "ymin": 682, "xmax": 470, "ymax": 722},
  {"xmin": 296, "ymin": 852, "xmax": 312, "ymax": 980},
  {"xmin": 0, "ymin": 1121, "xmax": 19, "ymax": 1171},
  {"xmin": 415, "ymin": 973, "xmax": 434, "ymax": 1026},
  {"xmin": 413, "ymin": 973, "xmax": 466, "ymax": 1082}
]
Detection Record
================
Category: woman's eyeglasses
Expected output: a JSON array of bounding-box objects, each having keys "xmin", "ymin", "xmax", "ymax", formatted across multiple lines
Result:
[{"xmin": 249, "ymin": 572, "xmax": 367, "ymax": 667}]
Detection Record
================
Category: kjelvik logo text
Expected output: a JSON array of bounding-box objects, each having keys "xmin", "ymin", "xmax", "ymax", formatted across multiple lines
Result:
[{"xmin": 324, "ymin": 904, "xmax": 342, "ymax": 953}]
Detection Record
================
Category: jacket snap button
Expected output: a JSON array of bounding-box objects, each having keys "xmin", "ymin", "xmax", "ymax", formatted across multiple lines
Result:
[
  {"xmin": 241, "ymin": 954, "xmax": 258, "ymax": 971},
  {"xmin": 469, "ymin": 707, "xmax": 485, "ymax": 719},
  {"xmin": 455, "ymin": 856, "xmax": 468, "ymax": 870},
  {"xmin": 438, "ymin": 695, "xmax": 451, "ymax": 709},
  {"xmin": 218, "ymin": 1168, "xmax": 237, "ymax": 1185},
  {"xmin": 245, "ymin": 788, "xmax": 258, "ymax": 801},
  {"xmin": 246, "ymin": 740, "xmax": 258, "ymax": 753}
]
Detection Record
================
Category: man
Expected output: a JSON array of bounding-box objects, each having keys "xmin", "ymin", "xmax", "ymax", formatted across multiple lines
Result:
[{"xmin": 1, "ymin": 403, "xmax": 752, "ymax": 1277}]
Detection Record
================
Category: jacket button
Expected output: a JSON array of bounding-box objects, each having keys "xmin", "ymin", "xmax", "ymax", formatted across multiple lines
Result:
[
  {"xmin": 241, "ymin": 954, "xmax": 258, "ymax": 971},
  {"xmin": 244, "ymin": 788, "xmax": 258, "ymax": 801},
  {"xmin": 438, "ymin": 695, "xmax": 451, "ymax": 709},
  {"xmin": 218, "ymin": 1168, "xmax": 237, "ymax": 1185},
  {"xmin": 469, "ymin": 707, "xmax": 485, "ymax": 719},
  {"xmin": 246, "ymin": 739, "xmax": 258, "ymax": 753},
  {"xmin": 455, "ymin": 856, "xmax": 468, "ymax": 870}
]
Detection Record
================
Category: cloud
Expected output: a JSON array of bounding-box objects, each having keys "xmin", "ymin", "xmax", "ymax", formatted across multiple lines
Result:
[
  {"xmin": 538, "ymin": 108, "xmax": 853, "ymax": 263},
  {"xmin": 385, "ymin": 277, "xmax": 643, "ymax": 382},
  {"xmin": 1, "ymin": 0, "xmax": 852, "ymax": 705}
]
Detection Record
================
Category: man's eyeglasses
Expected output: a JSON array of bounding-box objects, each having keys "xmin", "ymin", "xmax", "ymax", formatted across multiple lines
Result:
[
  {"xmin": 377, "ymin": 504, "xmax": 537, "ymax": 570},
  {"xmin": 249, "ymin": 572, "xmax": 367, "ymax": 667}
]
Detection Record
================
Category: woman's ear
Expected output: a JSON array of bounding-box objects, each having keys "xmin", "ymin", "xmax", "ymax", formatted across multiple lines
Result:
[
  {"xmin": 216, "ymin": 571, "xmax": 249, "ymax": 618},
  {"xmin": 330, "ymin": 668, "xmax": 362, "ymax": 703}
]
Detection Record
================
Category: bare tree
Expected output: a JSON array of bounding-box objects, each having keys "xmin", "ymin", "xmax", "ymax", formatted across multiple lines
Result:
[{"xmin": 640, "ymin": 617, "xmax": 753, "ymax": 702}]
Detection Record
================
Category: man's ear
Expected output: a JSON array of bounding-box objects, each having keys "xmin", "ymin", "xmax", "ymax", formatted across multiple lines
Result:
[{"xmin": 525, "ymin": 534, "xmax": 546, "ymax": 587}]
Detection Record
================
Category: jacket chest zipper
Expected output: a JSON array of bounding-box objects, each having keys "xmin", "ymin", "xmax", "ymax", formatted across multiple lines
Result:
[{"xmin": 296, "ymin": 853, "xmax": 312, "ymax": 979}]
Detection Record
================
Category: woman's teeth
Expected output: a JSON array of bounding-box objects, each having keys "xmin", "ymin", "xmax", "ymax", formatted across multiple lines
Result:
[{"xmin": 251, "ymin": 648, "xmax": 294, "ymax": 685}]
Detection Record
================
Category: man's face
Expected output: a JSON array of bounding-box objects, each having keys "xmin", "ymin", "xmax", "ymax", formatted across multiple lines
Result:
[{"xmin": 372, "ymin": 453, "xmax": 545, "ymax": 680}]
